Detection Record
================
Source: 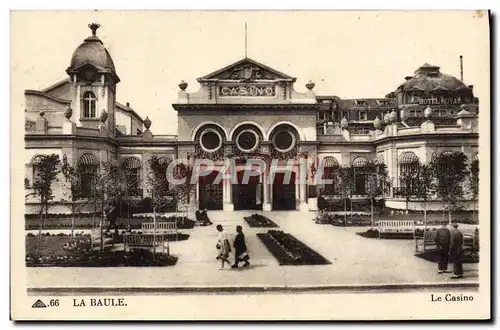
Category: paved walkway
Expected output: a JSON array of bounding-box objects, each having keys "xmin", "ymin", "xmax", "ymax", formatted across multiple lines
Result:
[{"xmin": 27, "ymin": 211, "xmax": 478, "ymax": 290}]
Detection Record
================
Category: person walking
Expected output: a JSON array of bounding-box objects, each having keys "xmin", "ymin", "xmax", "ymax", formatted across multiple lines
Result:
[
  {"xmin": 215, "ymin": 224, "xmax": 231, "ymax": 269},
  {"xmin": 231, "ymin": 225, "xmax": 250, "ymax": 269},
  {"xmin": 449, "ymin": 223, "xmax": 464, "ymax": 279},
  {"xmin": 434, "ymin": 224, "xmax": 451, "ymax": 274}
]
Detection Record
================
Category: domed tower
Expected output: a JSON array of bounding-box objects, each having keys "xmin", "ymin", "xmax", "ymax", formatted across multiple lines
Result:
[{"xmin": 65, "ymin": 23, "xmax": 120, "ymax": 134}]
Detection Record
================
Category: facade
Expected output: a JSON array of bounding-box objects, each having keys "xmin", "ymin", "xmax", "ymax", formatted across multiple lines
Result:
[{"xmin": 24, "ymin": 25, "xmax": 479, "ymax": 214}]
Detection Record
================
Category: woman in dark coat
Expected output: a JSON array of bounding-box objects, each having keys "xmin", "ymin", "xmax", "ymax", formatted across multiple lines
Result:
[{"xmin": 231, "ymin": 225, "xmax": 250, "ymax": 268}]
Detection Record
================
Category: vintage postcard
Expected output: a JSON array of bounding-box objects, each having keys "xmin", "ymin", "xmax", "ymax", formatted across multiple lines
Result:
[{"xmin": 10, "ymin": 10, "xmax": 491, "ymax": 320}]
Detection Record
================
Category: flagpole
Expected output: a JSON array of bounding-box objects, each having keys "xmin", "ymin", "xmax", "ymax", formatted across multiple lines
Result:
[{"xmin": 245, "ymin": 22, "xmax": 247, "ymax": 58}]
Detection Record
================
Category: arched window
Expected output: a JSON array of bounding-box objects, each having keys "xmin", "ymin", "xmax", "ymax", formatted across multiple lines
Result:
[
  {"xmin": 399, "ymin": 152, "xmax": 419, "ymax": 176},
  {"xmin": 122, "ymin": 157, "xmax": 142, "ymax": 197},
  {"xmin": 78, "ymin": 153, "xmax": 98, "ymax": 198},
  {"xmin": 82, "ymin": 92, "xmax": 97, "ymax": 118},
  {"xmin": 322, "ymin": 156, "xmax": 339, "ymax": 196},
  {"xmin": 352, "ymin": 156, "xmax": 368, "ymax": 195},
  {"xmin": 398, "ymin": 152, "xmax": 420, "ymax": 196}
]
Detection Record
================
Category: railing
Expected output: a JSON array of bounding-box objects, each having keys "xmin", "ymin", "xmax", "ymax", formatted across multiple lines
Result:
[{"xmin": 376, "ymin": 220, "xmax": 415, "ymax": 239}]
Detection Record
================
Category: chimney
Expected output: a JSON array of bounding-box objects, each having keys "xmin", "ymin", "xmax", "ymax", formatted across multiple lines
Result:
[
  {"xmin": 460, "ymin": 55, "xmax": 464, "ymax": 81},
  {"xmin": 468, "ymin": 85, "xmax": 474, "ymax": 90},
  {"xmin": 404, "ymin": 76, "xmax": 413, "ymax": 81},
  {"xmin": 126, "ymin": 102, "xmax": 130, "ymax": 107}
]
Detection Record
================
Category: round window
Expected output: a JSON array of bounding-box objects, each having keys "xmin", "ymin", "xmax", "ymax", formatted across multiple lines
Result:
[
  {"xmin": 273, "ymin": 130, "xmax": 295, "ymax": 152},
  {"xmin": 200, "ymin": 129, "xmax": 222, "ymax": 152},
  {"xmin": 236, "ymin": 130, "xmax": 259, "ymax": 152}
]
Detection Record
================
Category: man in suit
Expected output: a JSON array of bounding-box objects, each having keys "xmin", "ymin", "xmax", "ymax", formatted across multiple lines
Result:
[
  {"xmin": 434, "ymin": 224, "xmax": 451, "ymax": 274},
  {"xmin": 449, "ymin": 223, "xmax": 464, "ymax": 279}
]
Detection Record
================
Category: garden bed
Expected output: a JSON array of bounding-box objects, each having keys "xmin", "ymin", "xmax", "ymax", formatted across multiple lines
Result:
[
  {"xmin": 125, "ymin": 232, "xmax": 190, "ymax": 242},
  {"xmin": 414, "ymin": 250, "xmax": 479, "ymax": 264},
  {"xmin": 26, "ymin": 250, "xmax": 178, "ymax": 267},
  {"xmin": 315, "ymin": 213, "xmax": 373, "ymax": 227},
  {"xmin": 257, "ymin": 230, "xmax": 330, "ymax": 265},
  {"xmin": 356, "ymin": 229, "xmax": 415, "ymax": 240},
  {"xmin": 244, "ymin": 214, "xmax": 278, "ymax": 228},
  {"xmin": 26, "ymin": 215, "xmax": 196, "ymax": 230}
]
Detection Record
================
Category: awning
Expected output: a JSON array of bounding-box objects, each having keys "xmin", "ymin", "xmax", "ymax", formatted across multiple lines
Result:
[
  {"xmin": 399, "ymin": 151, "xmax": 419, "ymax": 164},
  {"xmin": 323, "ymin": 156, "xmax": 339, "ymax": 168},
  {"xmin": 31, "ymin": 155, "xmax": 44, "ymax": 165},
  {"xmin": 78, "ymin": 153, "xmax": 98, "ymax": 166},
  {"xmin": 352, "ymin": 157, "xmax": 368, "ymax": 167},
  {"xmin": 122, "ymin": 157, "xmax": 142, "ymax": 169}
]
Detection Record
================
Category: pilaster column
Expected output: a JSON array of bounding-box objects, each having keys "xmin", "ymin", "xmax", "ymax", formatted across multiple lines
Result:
[
  {"xmin": 299, "ymin": 154, "xmax": 308, "ymax": 212},
  {"xmin": 223, "ymin": 157, "xmax": 234, "ymax": 211},
  {"xmin": 262, "ymin": 161, "xmax": 271, "ymax": 211}
]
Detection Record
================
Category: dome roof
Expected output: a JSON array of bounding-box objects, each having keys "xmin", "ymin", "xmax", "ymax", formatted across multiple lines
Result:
[
  {"xmin": 403, "ymin": 63, "xmax": 469, "ymax": 92},
  {"xmin": 66, "ymin": 24, "xmax": 119, "ymax": 81}
]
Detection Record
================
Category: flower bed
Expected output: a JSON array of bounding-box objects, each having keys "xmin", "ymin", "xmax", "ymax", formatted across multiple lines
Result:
[
  {"xmin": 356, "ymin": 229, "xmax": 415, "ymax": 239},
  {"xmin": 123, "ymin": 216, "xmax": 196, "ymax": 229},
  {"xmin": 26, "ymin": 250, "xmax": 178, "ymax": 267},
  {"xmin": 26, "ymin": 215, "xmax": 196, "ymax": 230},
  {"xmin": 315, "ymin": 213, "xmax": 372, "ymax": 227},
  {"xmin": 257, "ymin": 230, "xmax": 330, "ymax": 265},
  {"xmin": 244, "ymin": 214, "xmax": 278, "ymax": 228},
  {"xmin": 414, "ymin": 249, "xmax": 479, "ymax": 264}
]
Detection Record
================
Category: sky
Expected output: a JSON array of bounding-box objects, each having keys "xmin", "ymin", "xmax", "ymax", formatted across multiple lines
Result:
[{"xmin": 11, "ymin": 10, "xmax": 489, "ymax": 135}]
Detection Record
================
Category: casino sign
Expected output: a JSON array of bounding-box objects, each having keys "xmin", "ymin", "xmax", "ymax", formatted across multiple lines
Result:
[{"xmin": 219, "ymin": 84, "xmax": 276, "ymax": 97}]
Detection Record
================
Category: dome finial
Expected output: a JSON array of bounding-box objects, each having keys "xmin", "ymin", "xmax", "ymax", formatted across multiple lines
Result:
[{"xmin": 88, "ymin": 23, "xmax": 100, "ymax": 36}]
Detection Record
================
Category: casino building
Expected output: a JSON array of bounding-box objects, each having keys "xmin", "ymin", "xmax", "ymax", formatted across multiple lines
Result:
[{"xmin": 24, "ymin": 24, "xmax": 479, "ymax": 214}]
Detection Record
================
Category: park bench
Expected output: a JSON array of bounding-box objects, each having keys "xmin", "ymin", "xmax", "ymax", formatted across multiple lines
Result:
[
  {"xmin": 123, "ymin": 233, "xmax": 168, "ymax": 254},
  {"xmin": 415, "ymin": 230, "xmax": 479, "ymax": 253},
  {"xmin": 414, "ymin": 230, "xmax": 437, "ymax": 253},
  {"xmin": 141, "ymin": 221, "xmax": 178, "ymax": 241},
  {"xmin": 376, "ymin": 220, "xmax": 415, "ymax": 239},
  {"xmin": 90, "ymin": 227, "xmax": 115, "ymax": 250}
]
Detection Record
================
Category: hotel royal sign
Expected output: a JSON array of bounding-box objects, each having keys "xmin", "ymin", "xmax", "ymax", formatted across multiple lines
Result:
[{"xmin": 417, "ymin": 96, "xmax": 463, "ymax": 105}]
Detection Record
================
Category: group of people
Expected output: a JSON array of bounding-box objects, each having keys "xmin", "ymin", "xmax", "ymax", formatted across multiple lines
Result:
[
  {"xmin": 215, "ymin": 224, "xmax": 250, "ymax": 269},
  {"xmin": 434, "ymin": 223, "xmax": 465, "ymax": 279}
]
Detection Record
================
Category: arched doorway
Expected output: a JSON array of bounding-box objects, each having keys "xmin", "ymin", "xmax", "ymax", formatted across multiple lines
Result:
[
  {"xmin": 198, "ymin": 170, "xmax": 223, "ymax": 210},
  {"xmin": 272, "ymin": 171, "xmax": 296, "ymax": 210},
  {"xmin": 233, "ymin": 170, "xmax": 262, "ymax": 210}
]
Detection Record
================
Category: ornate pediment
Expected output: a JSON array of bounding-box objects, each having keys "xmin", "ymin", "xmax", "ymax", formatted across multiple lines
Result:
[{"xmin": 197, "ymin": 58, "xmax": 295, "ymax": 82}]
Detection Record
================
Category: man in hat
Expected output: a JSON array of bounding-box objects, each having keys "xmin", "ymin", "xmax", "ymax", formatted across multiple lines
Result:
[
  {"xmin": 449, "ymin": 222, "xmax": 464, "ymax": 279},
  {"xmin": 434, "ymin": 224, "xmax": 451, "ymax": 274}
]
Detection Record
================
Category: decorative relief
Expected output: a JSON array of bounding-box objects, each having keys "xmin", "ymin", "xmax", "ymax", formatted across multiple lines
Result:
[
  {"xmin": 227, "ymin": 65, "xmax": 274, "ymax": 80},
  {"xmin": 25, "ymin": 120, "xmax": 36, "ymax": 132},
  {"xmin": 219, "ymin": 84, "xmax": 275, "ymax": 97}
]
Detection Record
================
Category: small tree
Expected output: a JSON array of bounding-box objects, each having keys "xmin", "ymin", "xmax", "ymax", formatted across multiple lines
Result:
[
  {"xmin": 414, "ymin": 164, "xmax": 435, "ymax": 230},
  {"xmin": 146, "ymin": 155, "xmax": 174, "ymax": 257},
  {"xmin": 121, "ymin": 166, "xmax": 144, "ymax": 226},
  {"xmin": 60, "ymin": 162, "xmax": 86, "ymax": 238},
  {"xmin": 336, "ymin": 166, "xmax": 355, "ymax": 225},
  {"xmin": 364, "ymin": 161, "xmax": 389, "ymax": 227},
  {"xmin": 398, "ymin": 169, "xmax": 418, "ymax": 214},
  {"xmin": 31, "ymin": 154, "xmax": 60, "ymax": 258},
  {"xmin": 470, "ymin": 158, "xmax": 479, "ymax": 223},
  {"xmin": 431, "ymin": 152, "xmax": 469, "ymax": 225},
  {"xmin": 89, "ymin": 160, "xmax": 123, "ymax": 251},
  {"xmin": 170, "ymin": 162, "xmax": 195, "ymax": 221}
]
